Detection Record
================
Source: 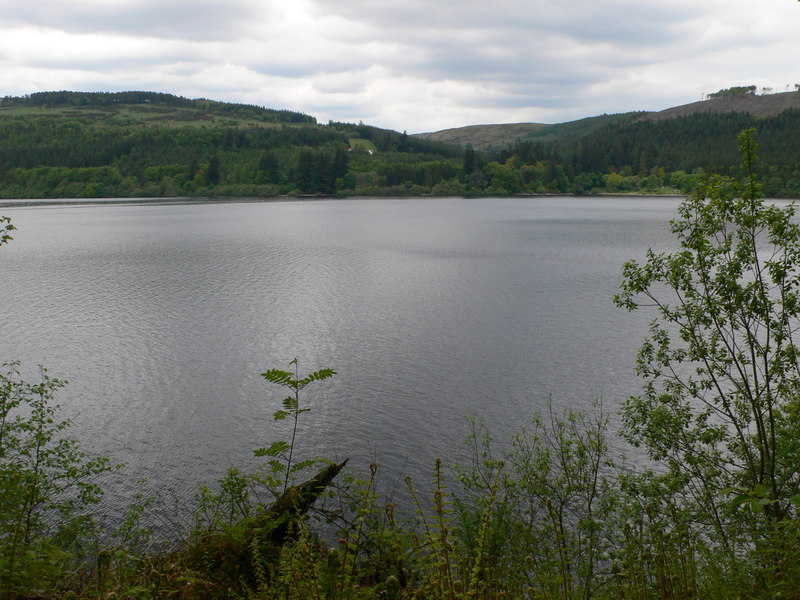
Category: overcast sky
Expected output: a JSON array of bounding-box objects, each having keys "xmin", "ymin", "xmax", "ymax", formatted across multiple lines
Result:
[{"xmin": 0, "ymin": 0, "xmax": 798, "ymax": 133}]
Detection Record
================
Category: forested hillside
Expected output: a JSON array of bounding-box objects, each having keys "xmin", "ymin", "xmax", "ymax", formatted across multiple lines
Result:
[
  {"xmin": 0, "ymin": 92, "xmax": 461, "ymax": 198},
  {"xmin": 499, "ymin": 109, "xmax": 800, "ymax": 196},
  {"xmin": 1, "ymin": 90, "xmax": 800, "ymax": 199}
]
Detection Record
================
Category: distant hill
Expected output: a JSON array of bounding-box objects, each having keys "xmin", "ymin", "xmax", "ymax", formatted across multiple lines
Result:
[
  {"xmin": 0, "ymin": 90, "xmax": 317, "ymax": 127},
  {"xmin": 413, "ymin": 123, "xmax": 548, "ymax": 151},
  {"xmin": 416, "ymin": 112, "xmax": 644, "ymax": 150},
  {"xmin": 517, "ymin": 112, "xmax": 643, "ymax": 144},
  {"xmin": 414, "ymin": 113, "xmax": 644, "ymax": 151}
]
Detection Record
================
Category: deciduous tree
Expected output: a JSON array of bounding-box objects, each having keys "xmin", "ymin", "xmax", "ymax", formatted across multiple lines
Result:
[{"xmin": 615, "ymin": 129, "xmax": 800, "ymax": 556}]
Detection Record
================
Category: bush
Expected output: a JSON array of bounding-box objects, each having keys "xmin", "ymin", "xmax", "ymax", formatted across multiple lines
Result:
[{"xmin": 0, "ymin": 363, "xmax": 111, "ymax": 596}]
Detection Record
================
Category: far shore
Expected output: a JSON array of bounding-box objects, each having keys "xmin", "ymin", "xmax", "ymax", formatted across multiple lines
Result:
[{"xmin": 0, "ymin": 192, "xmax": 692, "ymax": 209}]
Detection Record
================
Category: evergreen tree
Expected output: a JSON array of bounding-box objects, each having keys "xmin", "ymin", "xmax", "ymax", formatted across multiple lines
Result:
[{"xmin": 206, "ymin": 155, "xmax": 221, "ymax": 186}]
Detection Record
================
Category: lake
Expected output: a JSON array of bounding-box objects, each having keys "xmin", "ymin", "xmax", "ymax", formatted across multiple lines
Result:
[{"xmin": 0, "ymin": 195, "xmax": 681, "ymax": 510}]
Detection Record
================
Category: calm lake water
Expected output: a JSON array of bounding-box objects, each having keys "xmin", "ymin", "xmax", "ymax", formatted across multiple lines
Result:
[{"xmin": 0, "ymin": 196, "xmax": 681, "ymax": 509}]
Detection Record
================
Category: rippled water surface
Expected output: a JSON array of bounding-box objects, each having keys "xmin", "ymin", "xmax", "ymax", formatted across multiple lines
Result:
[{"xmin": 0, "ymin": 196, "xmax": 681, "ymax": 506}]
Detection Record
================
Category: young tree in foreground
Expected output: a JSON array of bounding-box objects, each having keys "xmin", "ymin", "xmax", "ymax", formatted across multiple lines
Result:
[
  {"xmin": 615, "ymin": 129, "xmax": 800, "ymax": 559},
  {"xmin": 256, "ymin": 359, "xmax": 336, "ymax": 496},
  {"xmin": 1, "ymin": 364, "xmax": 111, "ymax": 596}
]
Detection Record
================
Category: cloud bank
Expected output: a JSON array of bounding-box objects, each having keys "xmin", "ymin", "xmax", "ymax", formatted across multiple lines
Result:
[{"xmin": 0, "ymin": 0, "xmax": 798, "ymax": 132}]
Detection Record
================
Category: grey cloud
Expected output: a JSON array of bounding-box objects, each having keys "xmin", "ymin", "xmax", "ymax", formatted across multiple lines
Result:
[
  {"xmin": 312, "ymin": 79, "xmax": 368, "ymax": 95},
  {"xmin": 462, "ymin": 94, "xmax": 570, "ymax": 111},
  {"xmin": 417, "ymin": 40, "xmax": 599, "ymax": 81},
  {"xmin": 309, "ymin": 0, "xmax": 693, "ymax": 47},
  {"xmin": 1, "ymin": 0, "xmax": 257, "ymax": 41},
  {"xmin": 24, "ymin": 57, "xmax": 145, "ymax": 72},
  {"xmin": 299, "ymin": 0, "xmax": 696, "ymax": 97},
  {"xmin": 241, "ymin": 62, "xmax": 321, "ymax": 79},
  {"xmin": 24, "ymin": 51, "xmax": 198, "ymax": 72},
  {"xmin": 244, "ymin": 55, "xmax": 373, "ymax": 79}
]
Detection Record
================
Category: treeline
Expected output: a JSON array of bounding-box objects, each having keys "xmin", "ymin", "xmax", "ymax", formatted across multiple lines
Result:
[
  {"xmin": 707, "ymin": 85, "xmax": 757, "ymax": 98},
  {"xmin": 2, "ymin": 92, "xmax": 800, "ymax": 198}
]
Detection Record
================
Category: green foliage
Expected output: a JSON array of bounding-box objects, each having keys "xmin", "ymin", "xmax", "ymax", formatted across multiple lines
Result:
[{"xmin": 483, "ymin": 159, "xmax": 524, "ymax": 194}]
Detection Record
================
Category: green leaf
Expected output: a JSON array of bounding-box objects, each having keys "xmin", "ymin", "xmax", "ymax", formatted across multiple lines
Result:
[
  {"xmin": 731, "ymin": 494, "xmax": 751, "ymax": 507},
  {"xmin": 254, "ymin": 441, "xmax": 290, "ymax": 457},
  {"xmin": 299, "ymin": 369, "xmax": 337, "ymax": 386},
  {"xmin": 290, "ymin": 459, "xmax": 317, "ymax": 473},
  {"xmin": 261, "ymin": 369, "xmax": 296, "ymax": 387}
]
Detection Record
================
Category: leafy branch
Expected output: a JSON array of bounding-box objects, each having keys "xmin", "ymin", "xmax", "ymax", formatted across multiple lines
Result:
[{"xmin": 0, "ymin": 216, "xmax": 15, "ymax": 247}]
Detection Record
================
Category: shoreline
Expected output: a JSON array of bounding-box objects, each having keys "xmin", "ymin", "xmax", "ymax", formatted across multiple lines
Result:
[{"xmin": 0, "ymin": 192, "xmax": 689, "ymax": 209}]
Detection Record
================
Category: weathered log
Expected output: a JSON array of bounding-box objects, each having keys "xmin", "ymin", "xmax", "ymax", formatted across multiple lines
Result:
[
  {"xmin": 178, "ymin": 459, "xmax": 349, "ymax": 590},
  {"xmin": 257, "ymin": 459, "xmax": 349, "ymax": 543}
]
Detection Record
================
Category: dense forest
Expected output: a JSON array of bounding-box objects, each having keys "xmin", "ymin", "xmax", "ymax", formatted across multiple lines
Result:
[{"xmin": 1, "ymin": 90, "xmax": 800, "ymax": 198}]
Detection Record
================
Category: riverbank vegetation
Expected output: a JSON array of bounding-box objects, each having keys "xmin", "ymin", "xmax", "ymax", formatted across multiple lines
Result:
[
  {"xmin": 3, "ymin": 130, "xmax": 800, "ymax": 599},
  {"xmin": 2, "ymin": 91, "xmax": 800, "ymax": 199}
]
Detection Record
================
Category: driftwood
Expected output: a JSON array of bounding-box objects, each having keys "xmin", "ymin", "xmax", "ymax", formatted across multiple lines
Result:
[{"xmin": 257, "ymin": 459, "xmax": 349, "ymax": 543}]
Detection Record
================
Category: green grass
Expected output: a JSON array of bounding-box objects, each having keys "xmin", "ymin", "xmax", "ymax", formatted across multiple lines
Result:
[{"xmin": 349, "ymin": 137, "xmax": 378, "ymax": 151}]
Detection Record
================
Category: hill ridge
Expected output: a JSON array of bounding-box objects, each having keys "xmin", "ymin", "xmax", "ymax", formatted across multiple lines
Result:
[
  {"xmin": 0, "ymin": 90, "xmax": 316, "ymax": 124},
  {"xmin": 415, "ymin": 90, "xmax": 800, "ymax": 151},
  {"xmin": 643, "ymin": 90, "xmax": 800, "ymax": 121}
]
